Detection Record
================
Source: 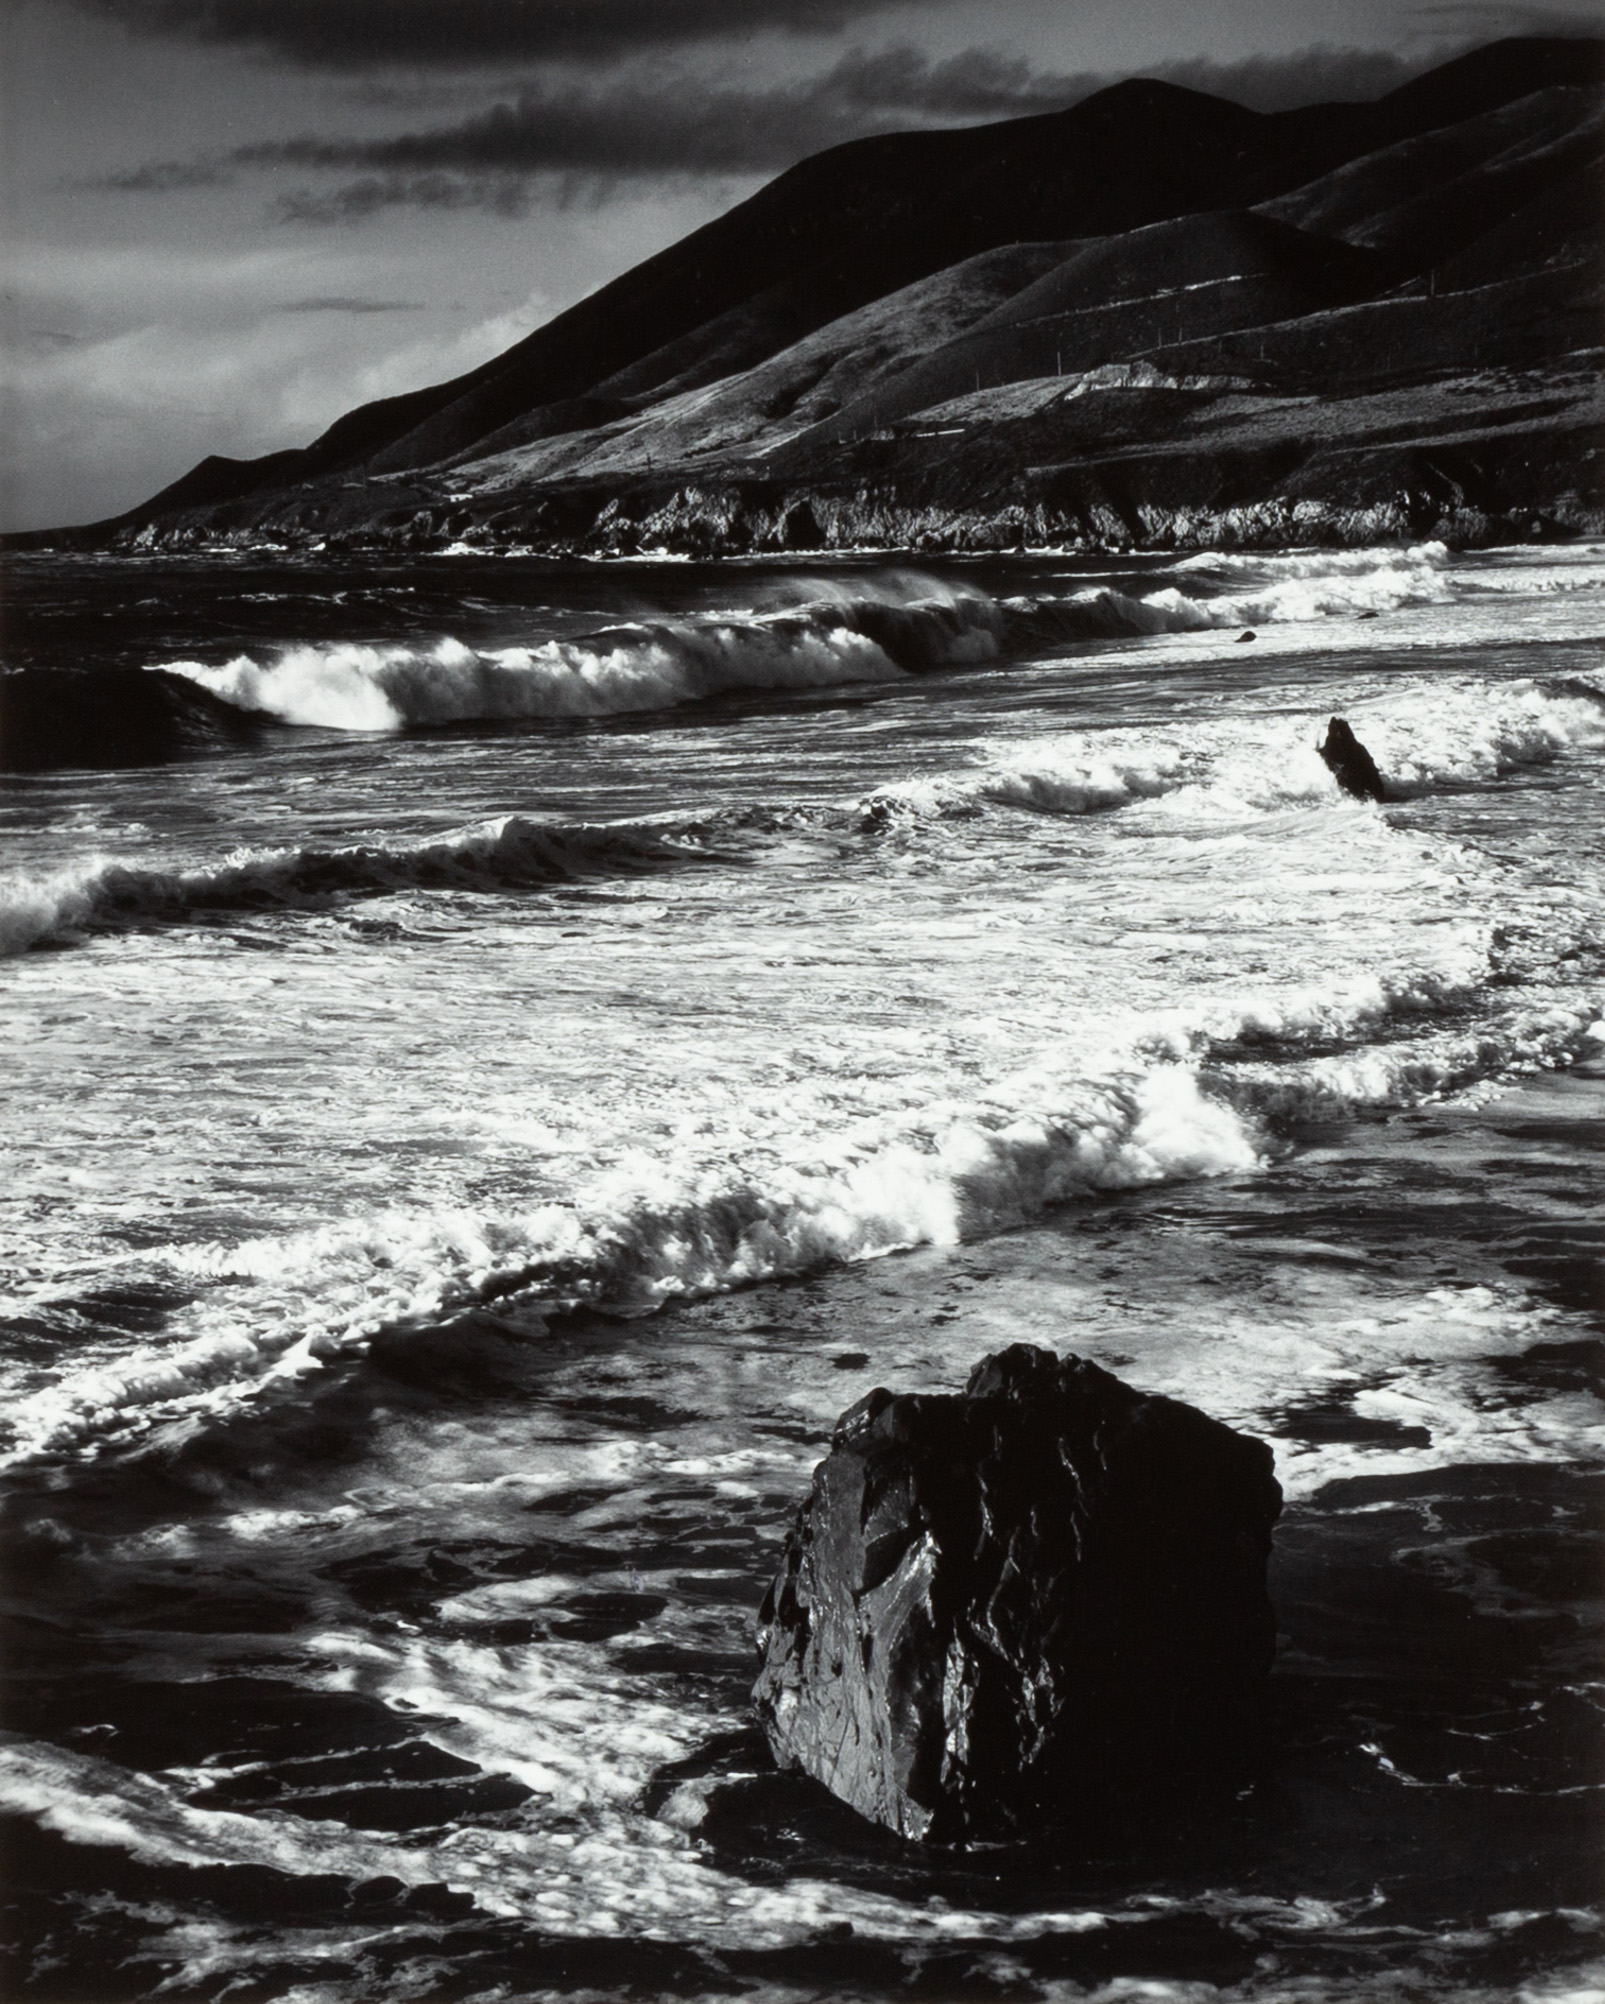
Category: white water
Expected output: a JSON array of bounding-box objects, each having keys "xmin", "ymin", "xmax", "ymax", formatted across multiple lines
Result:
[
  {"xmin": 3, "ymin": 540, "xmax": 1603, "ymax": 1999},
  {"xmin": 141, "ymin": 542, "xmax": 1605, "ymax": 733},
  {"xmin": 3, "ymin": 549, "xmax": 1603, "ymax": 1469}
]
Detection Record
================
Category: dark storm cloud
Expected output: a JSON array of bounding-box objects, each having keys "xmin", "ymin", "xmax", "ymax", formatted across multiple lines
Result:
[
  {"xmin": 70, "ymin": 0, "xmax": 881, "ymax": 66},
  {"xmin": 236, "ymin": 43, "xmax": 1081, "ymax": 189}
]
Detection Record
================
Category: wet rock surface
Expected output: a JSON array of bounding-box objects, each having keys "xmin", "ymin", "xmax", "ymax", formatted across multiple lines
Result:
[
  {"xmin": 1320, "ymin": 715, "xmax": 1389, "ymax": 801},
  {"xmin": 753, "ymin": 1344, "xmax": 1282, "ymax": 1842}
]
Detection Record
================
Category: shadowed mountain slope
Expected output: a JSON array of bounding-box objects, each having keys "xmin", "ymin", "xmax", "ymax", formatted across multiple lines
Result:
[
  {"xmin": 798, "ymin": 212, "xmax": 1388, "ymax": 446},
  {"xmin": 1427, "ymin": 156, "xmax": 1604, "ymax": 288},
  {"xmin": 1256, "ymin": 85, "xmax": 1604, "ymax": 271}
]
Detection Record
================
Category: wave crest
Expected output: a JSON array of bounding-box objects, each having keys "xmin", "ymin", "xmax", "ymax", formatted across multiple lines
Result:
[
  {"xmin": 868, "ymin": 675, "xmax": 1605, "ymax": 827},
  {"xmin": 157, "ymin": 585, "xmax": 1004, "ymax": 732},
  {"xmin": 8, "ymin": 673, "xmax": 1601, "ymax": 957},
  {"xmin": 0, "ymin": 815, "xmax": 709, "ymax": 955},
  {"xmin": 9, "ymin": 967, "xmax": 1600, "ymax": 1466}
]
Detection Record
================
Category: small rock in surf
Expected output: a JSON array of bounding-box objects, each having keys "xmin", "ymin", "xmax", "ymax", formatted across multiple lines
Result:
[
  {"xmin": 752, "ymin": 1344, "xmax": 1281, "ymax": 1843},
  {"xmin": 1237, "ymin": 629, "xmax": 1257, "ymax": 642},
  {"xmin": 1319, "ymin": 715, "xmax": 1388, "ymax": 801}
]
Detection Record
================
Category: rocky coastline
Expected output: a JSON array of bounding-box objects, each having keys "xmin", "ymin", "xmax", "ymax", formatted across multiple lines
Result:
[{"xmin": 19, "ymin": 357, "xmax": 1598, "ymax": 563}]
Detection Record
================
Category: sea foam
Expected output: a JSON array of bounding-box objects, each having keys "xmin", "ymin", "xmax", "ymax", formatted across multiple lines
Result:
[
  {"xmin": 875, "ymin": 674, "xmax": 1605, "ymax": 823},
  {"xmin": 139, "ymin": 543, "xmax": 1574, "ymax": 737},
  {"xmin": 5, "ymin": 674, "xmax": 1600, "ymax": 957},
  {"xmin": 0, "ymin": 815, "xmax": 709, "ymax": 956},
  {"xmin": 8, "ymin": 968, "xmax": 1598, "ymax": 1468}
]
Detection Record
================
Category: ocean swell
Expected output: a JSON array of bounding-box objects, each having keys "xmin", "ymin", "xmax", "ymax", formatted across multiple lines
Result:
[
  {"xmin": 135, "ymin": 545, "xmax": 1529, "ymax": 739},
  {"xmin": 0, "ymin": 667, "xmax": 268, "ymax": 773},
  {"xmin": 7, "ymin": 674, "xmax": 1600, "ymax": 956},
  {"xmin": 1003, "ymin": 540, "xmax": 1461, "ymax": 645},
  {"xmin": 176, "ymin": 994, "xmax": 1605, "ymax": 1346}
]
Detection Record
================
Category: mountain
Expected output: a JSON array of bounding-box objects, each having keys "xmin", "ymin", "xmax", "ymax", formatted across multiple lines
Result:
[
  {"xmin": 796, "ymin": 212, "xmax": 1389, "ymax": 445},
  {"xmin": 21, "ymin": 35, "xmax": 1605, "ymax": 556}
]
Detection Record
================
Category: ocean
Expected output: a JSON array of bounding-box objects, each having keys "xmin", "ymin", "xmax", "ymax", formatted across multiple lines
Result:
[{"xmin": 1, "ymin": 538, "xmax": 1601, "ymax": 2003}]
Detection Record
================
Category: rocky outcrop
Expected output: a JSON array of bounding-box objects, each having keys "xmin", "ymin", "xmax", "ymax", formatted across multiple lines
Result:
[
  {"xmin": 752, "ymin": 1345, "xmax": 1282, "ymax": 1843},
  {"xmin": 33, "ymin": 362, "xmax": 1594, "ymax": 562}
]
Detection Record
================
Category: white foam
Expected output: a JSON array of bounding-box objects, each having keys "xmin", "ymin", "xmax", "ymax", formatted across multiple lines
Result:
[
  {"xmin": 7, "ymin": 577, "xmax": 1602, "ymax": 1467},
  {"xmin": 872, "ymin": 674, "xmax": 1605, "ymax": 827},
  {"xmin": 978, "ymin": 742, "xmax": 1195, "ymax": 815},
  {"xmin": 0, "ymin": 1729, "xmax": 1102, "ymax": 1949},
  {"xmin": 0, "ymin": 1684, "xmax": 1427, "ymax": 1958},
  {"xmin": 1023, "ymin": 540, "xmax": 1456, "ymax": 641},
  {"xmin": 1174, "ymin": 540, "xmax": 1454, "ymax": 583},
  {"xmin": 30, "ymin": 666, "xmax": 1593, "ymax": 962},
  {"xmin": 164, "ymin": 1064, "xmax": 1262, "ymax": 1322},
  {"xmin": 145, "ymin": 547, "xmax": 1566, "ymax": 741},
  {"xmin": 1351, "ymin": 678, "xmax": 1605, "ymax": 792},
  {"xmin": 13, "ymin": 963, "xmax": 1597, "ymax": 1467},
  {"xmin": 22, "ymin": 660, "xmax": 1586, "ymax": 961},
  {"xmin": 0, "ymin": 859, "xmax": 107, "ymax": 956}
]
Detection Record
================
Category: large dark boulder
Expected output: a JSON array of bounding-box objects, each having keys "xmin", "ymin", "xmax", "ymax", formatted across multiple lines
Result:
[{"xmin": 753, "ymin": 1345, "xmax": 1281, "ymax": 1842}]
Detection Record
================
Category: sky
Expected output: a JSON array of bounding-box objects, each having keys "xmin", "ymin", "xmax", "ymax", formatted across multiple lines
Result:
[{"xmin": 2, "ymin": 0, "xmax": 1601, "ymax": 530}]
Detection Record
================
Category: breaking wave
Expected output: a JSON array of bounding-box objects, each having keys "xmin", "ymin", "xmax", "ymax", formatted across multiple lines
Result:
[
  {"xmin": 1005, "ymin": 540, "xmax": 1463, "ymax": 643},
  {"xmin": 155, "ymin": 585, "xmax": 1001, "ymax": 732},
  {"xmin": 0, "ymin": 666, "xmax": 268, "ymax": 773},
  {"xmin": 0, "ymin": 816, "xmax": 713, "ymax": 956},
  {"xmin": 874, "ymin": 674, "xmax": 1605, "ymax": 821},
  {"xmin": 131, "ymin": 543, "xmax": 1585, "ymax": 739},
  {"xmin": 7, "ymin": 548, "xmax": 1590, "ymax": 765},
  {"xmin": 8, "ymin": 965, "xmax": 1600, "ymax": 1468},
  {"xmin": 5, "ymin": 675, "xmax": 1600, "ymax": 956}
]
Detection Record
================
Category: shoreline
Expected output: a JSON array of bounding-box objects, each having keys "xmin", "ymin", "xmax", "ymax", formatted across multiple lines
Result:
[
  {"xmin": 0, "ymin": 554, "xmax": 1599, "ymax": 2000},
  {"xmin": 8, "ymin": 362, "xmax": 1601, "ymax": 564},
  {"xmin": 11, "ymin": 493, "xmax": 1600, "ymax": 564}
]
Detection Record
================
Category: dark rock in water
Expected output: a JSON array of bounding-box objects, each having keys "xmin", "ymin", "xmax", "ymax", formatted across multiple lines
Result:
[
  {"xmin": 1318, "ymin": 714, "xmax": 1388, "ymax": 801},
  {"xmin": 752, "ymin": 1344, "xmax": 1281, "ymax": 1843},
  {"xmin": 1237, "ymin": 629, "xmax": 1257, "ymax": 642}
]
